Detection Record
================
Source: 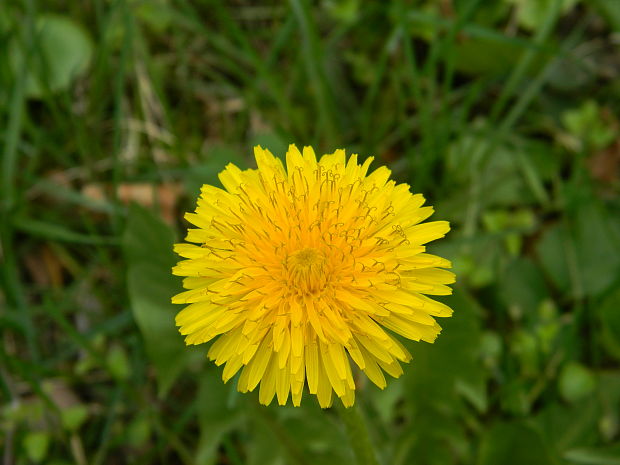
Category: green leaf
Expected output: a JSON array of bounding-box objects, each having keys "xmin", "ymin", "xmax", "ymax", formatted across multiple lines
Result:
[
  {"xmin": 195, "ymin": 369, "xmax": 244, "ymax": 465},
  {"xmin": 534, "ymin": 198, "xmax": 620, "ymax": 299},
  {"xmin": 499, "ymin": 379, "xmax": 531, "ymax": 416},
  {"xmin": 480, "ymin": 330, "xmax": 503, "ymax": 369},
  {"xmin": 324, "ymin": 0, "xmax": 360, "ymax": 23},
  {"xmin": 123, "ymin": 204, "xmax": 192, "ymax": 397},
  {"xmin": 276, "ymin": 403, "xmax": 353, "ymax": 465},
  {"xmin": 135, "ymin": 0, "xmax": 175, "ymax": 32},
  {"xmin": 250, "ymin": 132, "xmax": 288, "ymax": 160},
  {"xmin": 23, "ymin": 431, "xmax": 50, "ymax": 463},
  {"xmin": 397, "ymin": 288, "xmax": 485, "ymax": 465},
  {"xmin": 106, "ymin": 344, "xmax": 131, "ymax": 381},
  {"xmin": 498, "ymin": 258, "xmax": 549, "ymax": 322},
  {"xmin": 60, "ymin": 404, "xmax": 89, "ymax": 432},
  {"xmin": 183, "ymin": 144, "xmax": 247, "ymax": 198},
  {"xmin": 571, "ymin": 201, "xmax": 620, "ymax": 298},
  {"xmin": 564, "ymin": 444, "xmax": 620, "ymax": 465},
  {"xmin": 558, "ymin": 362, "xmax": 597, "ymax": 403},
  {"xmin": 478, "ymin": 421, "xmax": 553, "ymax": 465},
  {"xmin": 128, "ymin": 262, "xmax": 190, "ymax": 398},
  {"xmin": 535, "ymin": 400, "xmax": 600, "ymax": 453},
  {"xmin": 562, "ymin": 100, "xmax": 616, "ymax": 151},
  {"xmin": 510, "ymin": 329, "xmax": 540, "ymax": 378},
  {"xmin": 536, "ymin": 222, "xmax": 571, "ymax": 293},
  {"xmin": 403, "ymin": 288, "xmax": 485, "ymax": 402},
  {"xmin": 123, "ymin": 203, "xmax": 176, "ymax": 266},
  {"xmin": 244, "ymin": 401, "xmax": 350, "ymax": 465},
  {"xmin": 246, "ymin": 424, "xmax": 285, "ymax": 465},
  {"xmin": 446, "ymin": 133, "xmax": 534, "ymax": 214},
  {"xmin": 598, "ymin": 288, "xmax": 620, "ymax": 361},
  {"xmin": 598, "ymin": 372, "xmax": 620, "ymax": 440},
  {"xmin": 505, "ymin": 0, "xmax": 578, "ymax": 31},
  {"xmin": 10, "ymin": 15, "xmax": 93, "ymax": 98},
  {"xmin": 591, "ymin": 0, "xmax": 620, "ymax": 32},
  {"xmin": 452, "ymin": 36, "xmax": 529, "ymax": 76},
  {"xmin": 127, "ymin": 414, "xmax": 152, "ymax": 447}
]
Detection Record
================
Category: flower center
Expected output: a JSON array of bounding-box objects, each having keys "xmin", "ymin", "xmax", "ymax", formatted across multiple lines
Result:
[{"xmin": 286, "ymin": 248, "xmax": 328, "ymax": 295}]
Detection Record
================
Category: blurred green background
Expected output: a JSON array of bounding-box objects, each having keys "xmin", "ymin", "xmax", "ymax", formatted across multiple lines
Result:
[{"xmin": 1, "ymin": 0, "xmax": 620, "ymax": 464}]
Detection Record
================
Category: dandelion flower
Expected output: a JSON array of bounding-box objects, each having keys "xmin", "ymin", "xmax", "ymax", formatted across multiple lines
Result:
[{"xmin": 172, "ymin": 145, "xmax": 454, "ymax": 407}]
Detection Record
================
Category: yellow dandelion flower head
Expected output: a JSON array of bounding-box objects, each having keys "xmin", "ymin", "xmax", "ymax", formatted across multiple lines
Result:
[{"xmin": 172, "ymin": 145, "xmax": 454, "ymax": 408}]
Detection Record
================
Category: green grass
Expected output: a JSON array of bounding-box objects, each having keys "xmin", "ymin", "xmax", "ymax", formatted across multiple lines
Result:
[{"xmin": 1, "ymin": 0, "xmax": 620, "ymax": 464}]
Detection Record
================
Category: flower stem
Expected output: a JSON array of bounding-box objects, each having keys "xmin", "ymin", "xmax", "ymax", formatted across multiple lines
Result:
[{"xmin": 336, "ymin": 402, "xmax": 381, "ymax": 465}]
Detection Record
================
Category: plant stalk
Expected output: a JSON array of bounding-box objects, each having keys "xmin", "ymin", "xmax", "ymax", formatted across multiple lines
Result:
[{"xmin": 336, "ymin": 402, "xmax": 381, "ymax": 465}]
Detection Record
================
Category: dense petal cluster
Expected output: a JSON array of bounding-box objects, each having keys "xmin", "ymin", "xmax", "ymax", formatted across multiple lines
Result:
[{"xmin": 172, "ymin": 145, "xmax": 454, "ymax": 407}]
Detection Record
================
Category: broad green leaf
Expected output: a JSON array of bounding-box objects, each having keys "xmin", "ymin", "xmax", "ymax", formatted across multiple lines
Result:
[
  {"xmin": 535, "ymin": 399, "xmax": 600, "ymax": 453},
  {"xmin": 274, "ymin": 403, "xmax": 353, "ymax": 465},
  {"xmin": 403, "ymin": 288, "xmax": 485, "ymax": 404},
  {"xmin": 536, "ymin": 222, "xmax": 571, "ymax": 293},
  {"xmin": 246, "ymin": 402, "xmax": 352, "ymax": 465},
  {"xmin": 183, "ymin": 144, "xmax": 247, "ymax": 198},
  {"xmin": 10, "ymin": 15, "xmax": 93, "ymax": 98},
  {"xmin": 250, "ymin": 132, "xmax": 288, "ymax": 161},
  {"xmin": 535, "ymin": 193, "xmax": 620, "ymax": 299},
  {"xmin": 505, "ymin": 0, "xmax": 577, "ymax": 31},
  {"xmin": 195, "ymin": 369, "xmax": 244, "ymax": 465},
  {"xmin": 127, "ymin": 263, "xmax": 189, "ymax": 398},
  {"xmin": 558, "ymin": 362, "xmax": 597, "ymax": 403},
  {"xmin": 591, "ymin": 0, "xmax": 620, "ymax": 32},
  {"xmin": 598, "ymin": 288, "xmax": 620, "ymax": 361},
  {"xmin": 23, "ymin": 431, "xmax": 50, "ymax": 463},
  {"xmin": 598, "ymin": 372, "xmax": 620, "ymax": 441},
  {"xmin": 106, "ymin": 344, "xmax": 131, "ymax": 381},
  {"xmin": 433, "ymin": 235, "xmax": 501, "ymax": 288},
  {"xmin": 548, "ymin": 49, "xmax": 597, "ymax": 91},
  {"xmin": 510, "ymin": 329, "xmax": 540, "ymax": 378},
  {"xmin": 60, "ymin": 404, "xmax": 88, "ymax": 432},
  {"xmin": 480, "ymin": 330, "xmax": 503, "ymax": 369},
  {"xmin": 499, "ymin": 379, "xmax": 531, "ymax": 415},
  {"xmin": 564, "ymin": 445, "xmax": 620, "ymax": 465},
  {"xmin": 571, "ymin": 201, "xmax": 620, "ymax": 298},
  {"xmin": 123, "ymin": 203, "xmax": 176, "ymax": 266},
  {"xmin": 445, "ymin": 133, "xmax": 535, "ymax": 216},
  {"xmin": 324, "ymin": 0, "xmax": 360, "ymax": 23},
  {"xmin": 477, "ymin": 421, "xmax": 553, "ymax": 465},
  {"xmin": 498, "ymin": 258, "xmax": 549, "ymax": 322},
  {"xmin": 246, "ymin": 424, "xmax": 286, "ymax": 465},
  {"xmin": 127, "ymin": 414, "xmax": 152, "ymax": 447},
  {"xmin": 397, "ymin": 288, "xmax": 485, "ymax": 465},
  {"xmin": 135, "ymin": 0, "xmax": 175, "ymax": 32},
  {"xmin": 123, "ymin": 204, "xmax": 192, "ymax": 397},
  {"xmin": 453, "ymin": 36, "xmax": 529, "ymax": 76}
]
